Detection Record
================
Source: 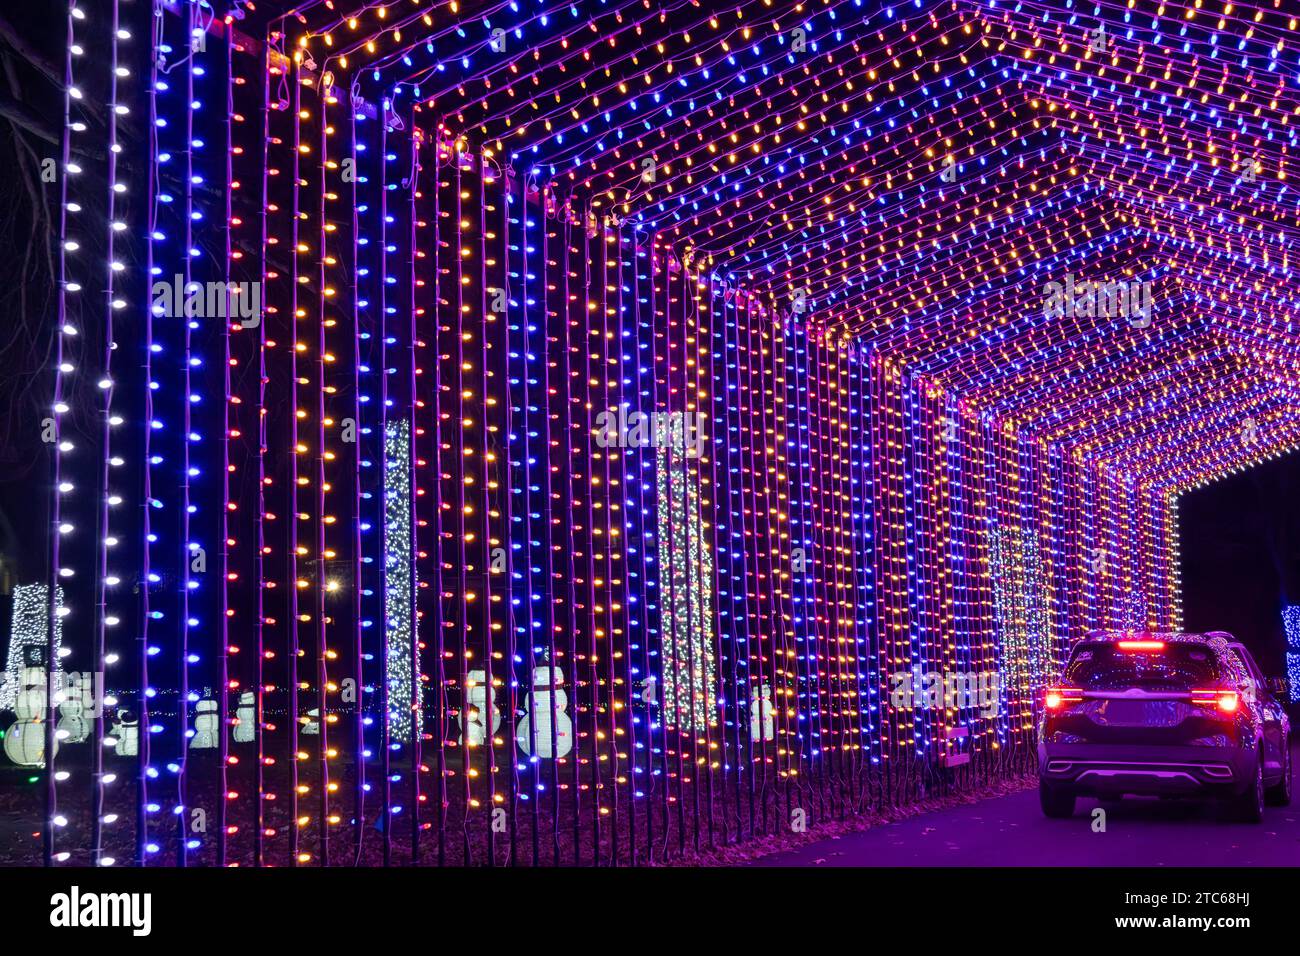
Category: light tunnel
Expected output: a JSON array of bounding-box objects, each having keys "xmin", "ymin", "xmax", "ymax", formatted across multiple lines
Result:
[{"xmin": 13, "ymin": 0, "xmax": 1300, "ymax": 867}]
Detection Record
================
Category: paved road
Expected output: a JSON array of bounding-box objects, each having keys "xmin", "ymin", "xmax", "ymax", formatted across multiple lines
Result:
[{"xmin": 755, "ymin": 745, "xmax": 1300, "ymax": 867}]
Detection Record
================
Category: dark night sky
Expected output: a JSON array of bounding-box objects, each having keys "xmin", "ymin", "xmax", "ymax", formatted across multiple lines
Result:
[{"xmin": 1178, "ymin": 446, "xmax": 1300, "ymax": 677}]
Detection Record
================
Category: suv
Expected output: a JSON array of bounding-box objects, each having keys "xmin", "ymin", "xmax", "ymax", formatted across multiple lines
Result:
[{"xmin": 1038, "ymin": 631, "xmax": 1292, "ymax": 822}]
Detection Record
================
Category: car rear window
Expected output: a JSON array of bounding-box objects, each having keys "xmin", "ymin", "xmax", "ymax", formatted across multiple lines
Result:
[
  {"xmin": 1064, "ymin": 642, "xmax": 1220, "ymax": 690},
  {"xmin": 1228, "ymin": 648, "xmax": 1265, "ymax": 686}
]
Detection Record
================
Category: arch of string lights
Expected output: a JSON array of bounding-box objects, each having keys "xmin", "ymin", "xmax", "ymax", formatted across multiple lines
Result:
[{"xmin": 28, "ymin": 0, "xmax": 1300, "ymax": 866}]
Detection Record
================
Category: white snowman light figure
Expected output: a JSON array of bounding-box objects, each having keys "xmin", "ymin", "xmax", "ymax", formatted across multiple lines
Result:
[
  {"xmin": 232, "ymin": 691, "xmax": 256, "ymax": 744},
  {"xmin": 55, "ymin": 681, "xmax": 90, "ymax": 745},
  {"xmin": 4, "ymin": 663, "xmax": 56, "ymax": 767},
  {"xmin": 749, "ymin": 682, "xmax": 775, "ymax": 743},
  {"xmin": 458, "ymin": 669, "xmax": 500, "ymax": 747},
  {"xmin": 515, "ymin": 665, "xmax": 573, "ymax": 759},
  {"xmin": 110, "ymin": 709, "xmax": 139, "ymax": 757},
  {"xmin": 190, "ymin": 697, "xmax": 219, "ymax": 749}
]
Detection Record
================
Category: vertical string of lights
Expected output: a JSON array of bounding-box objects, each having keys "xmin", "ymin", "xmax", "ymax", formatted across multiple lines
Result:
[
  {"xmin": 475, "ymin": 140, "xmax": 495, "ymax": 860},
  {"xmin": 808, "ymin": 335, "xmax": 838, "ymax": 810},
  {"xmin": 805, "ymin": 333, "xmax": 834, "ymax": 808},
  {"xmin": 90, "ymin": 0, "xmax": 130, "ymax": 868},
  {"xmin": 138, "ymin": 0, "xmax": 163, "ymax": 867},
  {"xmin": 221, "ymin": 3, "xmax": 261, "ymax": 868},
  {"xmin": 726, "ymin": 281, "xmax": 750, "ymax": 831},
  {"xmin": 426, "ymin": 120, "xmax": 448, "ymax": 868},
  {"xmin": 216, "ymin": 0, "xmax": 236, "ymax": 869},
  {"xmin": 539, "ymin": 179, "xmax": 563, "ymax": 864},
  {"xmin": 412, "ymin": 138, "xmax": 447, "ymax": 862},
  {"xmin": 409, "ymin": 109, "xmax": 432, "ymax": 859},
  {"xmin": 283, "ymin": 40, "xmax": 303, "ymax": 867},
  {"xmin": 832, "ymin": 344, "xmax": 864, "ymax": 803},
  {"xmin": 46, "ymin": 0, "xmax": 86, "ymax": 867},
  {"xmin": 575, "ymin": 204, "xmax": 598, "ymax": 856},
  {"xmin": 832, "ymin": 344, "xmax": 859, "ymax": 807},
  {"xmin": 548, "ymin": 197, "xmax": 571, "ymax": 860},
  {"xmin": 611, "ymin": 211, "xmax": 640, "ymax": 861},
  {"xmin": 597, "ymin": 207, "xmax": 622, "ymax": 860},
  {"xmin": 404, "ymin": 99, "xmax": 426, "ymax": 862},
  {"xmin": 748, "ymin": 293, "xmax": 777, "ymax": 827},
  {"xmin": 778, "ymin": 311, "xmax": 805, "ymax": 823},
  {"xmin": 977, "ymin": 419, "xmax": 1004, "ymax": 761},
  {"xmin": 744, "ymin": 303, "xmax": 767, "ymax": 816},
  {"xmin": 503, "ymin": 155, "xmax": 527, "ymax": 864},
  {"xmin": 946, "ymin": 395, "xmax": 977, "ymax": 770},
  {"xmin": 578, "ymin": 199, "xmax": 603, "ymax": 859},
  {"xmin": 920, "ymin": 379, "xmax": 948, "ymax": 776},
  {"xmin": 522, "ymin": 169, "xmax": 547, "ymax": 865},
  {"xmin": 503, "ymin": 162, "xmax": 527, "ymax": 863},
  {"xmin": 905, "ymin": 372, "xmax": 932, "ymax": 777},
  {"xmin": 811, "ymin": 332, "xmax": 847, "ymax": 810},
  {"xmin": 683, "ymin": 255, "xmax": 709, "ymax": 841},
  {"xmin": 376, "ymin": 97, "xmax": 393, "ymax": 867},
  {"xmin": 569, "ymin": 201, "xmax": 584, "ymax": 857},
  {"xmin": 313, "ymin": 53, "xmax": 333, "ymax": 869},
  {"xmin": 179, "ymin": 0, "xmax": 213, "ymax": 866},
  {"xmin": 1166, "ymin": 493, "xmax": 1183, "ymax": 631},
  {"xmin": 405, "ymin": 99, "xmax": 423, "ymax": 864},
  {"xmin": 781, "ymin": 311, "xmax": 802, "ymax": 796},
  {"xmin": 707, "ymin": 273, "xmax": 745, "ymax": 840},
  {"xmin": 875, "ymin": 354, "xmax": 907, "ymax": 796},
  {"xmin": 786, "ymin": 314, "xmax": 818, "ymax": 817},
  {"xmin": 747, "ymin": 289, "xmax": 785, "ymax": 829},
  {"xmin": 252, "ymin": 19, "xmax": 284, "ymax": 870},
  {"xmin": 662, "ymin": 244, "xmax": 680, "ymax": 850},
  {"xmin": 866, "ymin": 353, "xmax": 890, "ymax": 792},
  {"xmin": 634, "ymin": 226, "xmax": 662, "ymax": 857},
  {"xmin": 851, "ymin": 343, "xmax": 880, "ymax": 782},
  {"xmin": 599, "ymin": 207, "xmax": 621, "ymax": 855},
  {"xmin": 481, "ymin": 150, "xmax": 509, "ymax": 864},
  {"xmin": 174, "ymin": 0, "xmax": 194, "ymax": 867},
  {"xmin": 698, "ymin": 264, "xmax": 719, "ymax": 846},
  {"xmin": 686, "ymin": 260, "xmax": 707, "ymax": 842},
  {"xmin": 655, "ymin": 244, "xmax": 683, "ymax": 849},
  {"xmin": 346, "ymin": 72, "xmax": 370, "ymax": 868},
  {"xmin": 833, "ymin": 344, "xmax": 861, "ymax": 809}
]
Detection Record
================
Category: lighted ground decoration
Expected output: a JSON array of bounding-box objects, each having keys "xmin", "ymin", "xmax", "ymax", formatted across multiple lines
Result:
[{"xmin": 10, "ymin": 0, "xmax": 1300, "ymax": 867}]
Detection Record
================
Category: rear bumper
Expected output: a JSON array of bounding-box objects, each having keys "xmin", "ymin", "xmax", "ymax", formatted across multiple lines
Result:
[{"xmin": 1038, "ymin": 742, "xmax": 1254, "ymax": 797}]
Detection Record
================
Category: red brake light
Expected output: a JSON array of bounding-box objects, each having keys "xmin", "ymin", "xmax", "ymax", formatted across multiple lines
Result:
[
  {"xmin": 1117, "ymin": 640, "xmax": 1165, "ymax": 652},
  {"xmin": 1045, "ymin": 687, "xmax": 1083, "ymax": 710},
  {"xmin": 1191, "ymin": 690, "xmax": 1238, "ymax": 713}
]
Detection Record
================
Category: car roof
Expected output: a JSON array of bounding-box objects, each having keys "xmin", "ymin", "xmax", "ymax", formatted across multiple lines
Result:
[
  {"xmin": 1082, "ymin": 630, "xmax": 1224, "ymax": 643},
  {"xmin": 1072, "ymin": 631, "xmax": 1247, "ymax": 675}
]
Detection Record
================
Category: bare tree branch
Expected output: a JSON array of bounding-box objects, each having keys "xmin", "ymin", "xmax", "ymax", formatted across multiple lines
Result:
[
  {"xmin": 0, "ymin": 11, "xmax": 61, "ymax": 88},
  {"xmin": 0, "ymin": 86, "xmax": 56, "ymax": 145}
]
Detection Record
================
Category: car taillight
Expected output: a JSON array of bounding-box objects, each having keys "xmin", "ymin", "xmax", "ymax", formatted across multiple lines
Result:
[
  {"xmin": 1117, "ymin": 640, "xmax": 1166, "ymax": 652},
  {"xmin": 1191, "ymin": 689, "xmax": 1238, "ymax": 713},
  {"xmin": 1045, "ymin": 687, "xmax": 1083, "ymax": 710}
]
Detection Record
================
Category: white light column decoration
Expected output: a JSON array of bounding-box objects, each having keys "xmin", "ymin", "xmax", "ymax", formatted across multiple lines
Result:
[
  {"xmin": 1, "ymin": 585, "xmax": 65, "ymax": 712},
  {"xmin": 654, "ymin": 445, "xmax": 717, "ymax": 733},
  {"xmin": 384, "ymin": 419, "xmax": 415, "ymax": 740}
]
